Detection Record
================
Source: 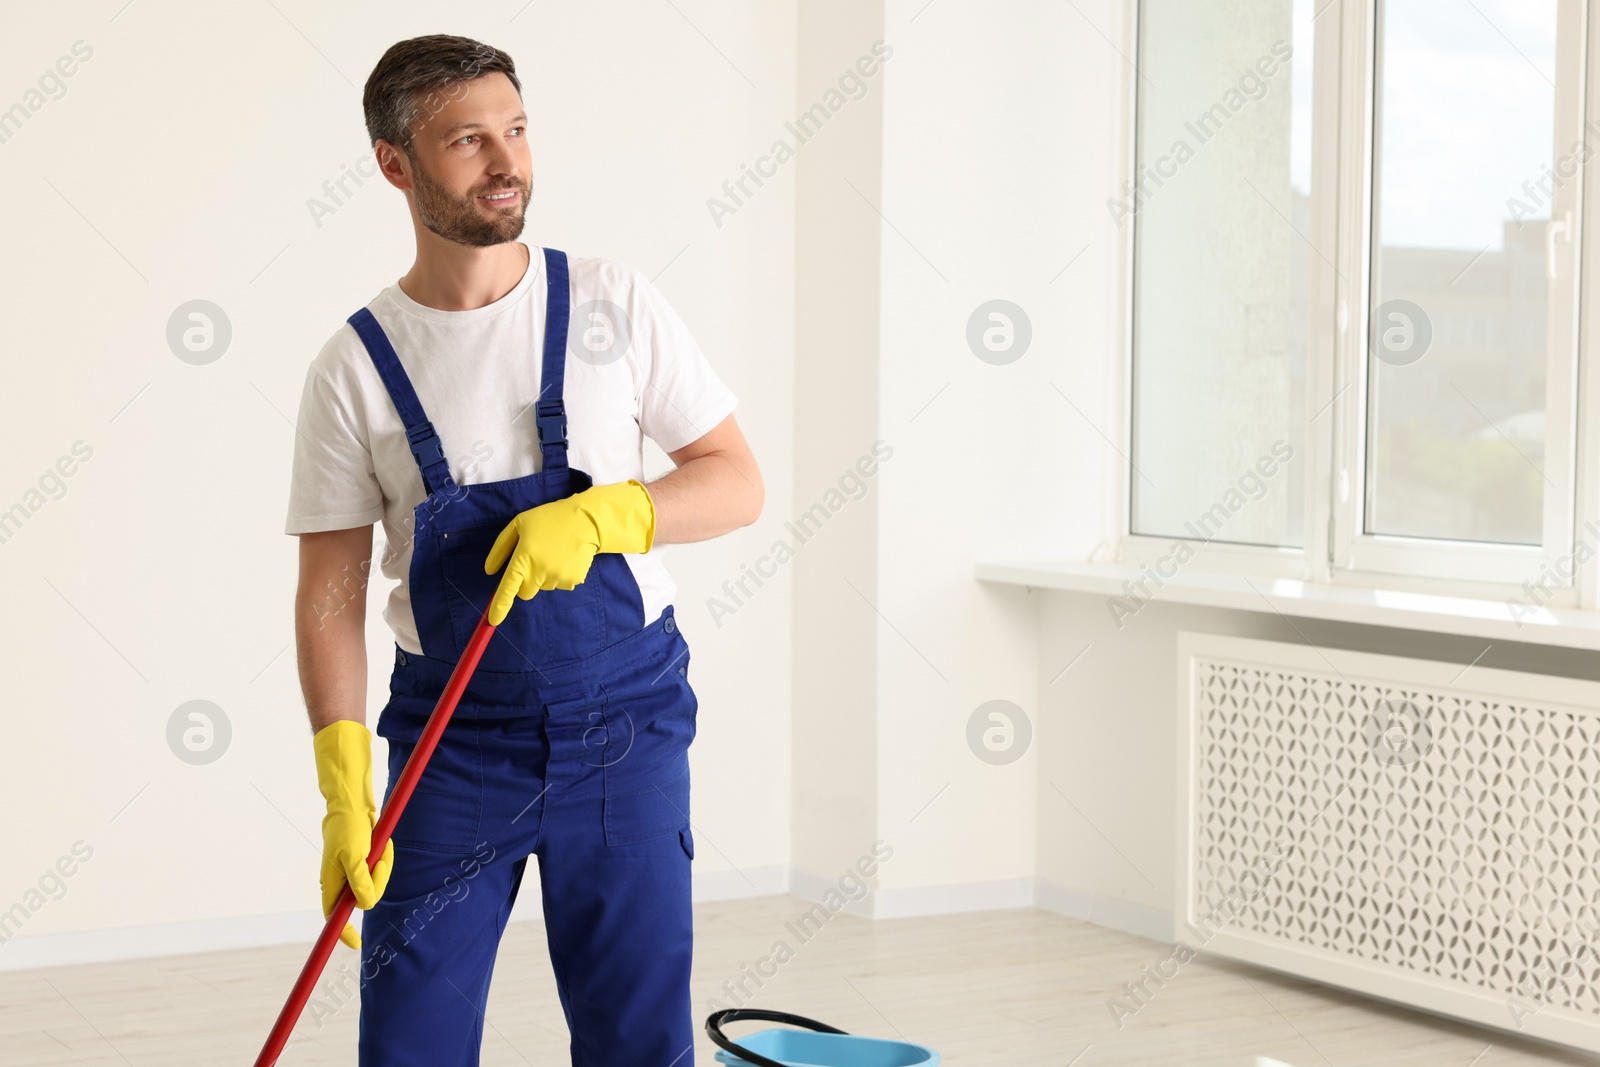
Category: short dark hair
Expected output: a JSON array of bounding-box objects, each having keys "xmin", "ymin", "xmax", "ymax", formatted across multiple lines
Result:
[{"xmin": 362, "ymin": 35, "xmax": 521, "ymax": 158}]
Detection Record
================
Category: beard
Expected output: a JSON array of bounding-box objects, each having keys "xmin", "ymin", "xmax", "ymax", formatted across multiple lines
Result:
[{"xmin": 410, "ymin": 155, "xmax": 529, "ymax": 248}]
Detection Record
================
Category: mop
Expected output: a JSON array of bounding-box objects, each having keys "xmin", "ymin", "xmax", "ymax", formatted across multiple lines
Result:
[{"xmin": 252, "ymin": 615, "xmax": 497, "ymax": 1067}]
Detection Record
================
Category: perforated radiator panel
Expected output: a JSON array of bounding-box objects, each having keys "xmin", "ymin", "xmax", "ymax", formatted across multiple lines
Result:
[{"xmin": 1176, "ymin": 632, "xmax": 1600, "ymax": 1053}]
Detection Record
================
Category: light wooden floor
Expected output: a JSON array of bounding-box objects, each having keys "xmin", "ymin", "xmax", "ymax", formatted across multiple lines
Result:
[{"xmin": 0, "ymin": 896, "xmax": 1588, "ymax": 1065}]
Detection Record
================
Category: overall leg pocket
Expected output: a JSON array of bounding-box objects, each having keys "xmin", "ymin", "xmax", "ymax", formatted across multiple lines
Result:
[
  {"xmin": 603, "ymin": 764, "xmax": 689, "ymax": 847},
  {"xmin": 378, "ymin": 713, "xmax": 485, "ymax": 855},
  {"xmin": 597, "ymin": 662, "xmax": 694, "ymax": 847}
]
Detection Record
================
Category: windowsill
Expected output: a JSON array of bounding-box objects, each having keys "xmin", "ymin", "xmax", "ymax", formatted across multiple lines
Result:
[{"xmin": 974, "ymin": 558, "xmax": 1600, "ymax": 653}]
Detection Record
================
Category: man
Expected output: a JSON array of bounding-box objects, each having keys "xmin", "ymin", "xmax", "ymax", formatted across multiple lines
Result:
[{"xmin": 284, "ymin": 34, "xmax": 762, "ymax": 1067}]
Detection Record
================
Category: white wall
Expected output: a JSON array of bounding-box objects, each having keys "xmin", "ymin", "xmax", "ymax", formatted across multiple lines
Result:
[
  {"xmin": 862, "ymin": 0, "xmax": 1128, "ymax": 908},
  {"xmin": 783, "ymin": 0, "xmax": 1131, "ymax": 909},
  {"xmin": 1, "ymin": 0, "xmax": 1171, "ymax": 964},
  {"xmin": 0, "ymin": 1, "xmax": 795, "ymax": 952},
  {"xmin": 789, "ymin": 0, "xmax": 887, "ymax": 883}
]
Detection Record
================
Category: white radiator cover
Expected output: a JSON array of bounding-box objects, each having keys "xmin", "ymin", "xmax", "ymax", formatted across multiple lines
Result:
[{"xmin": 1176, "ymin": 631, "xmax": 1600, "ymax": 1054}]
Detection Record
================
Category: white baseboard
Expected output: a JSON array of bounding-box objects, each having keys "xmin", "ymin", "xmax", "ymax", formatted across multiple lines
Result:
[
  {"xmin": 0, "ymin": 910, "xmax": 329, "ymax": 973},
  {"xmin": 0, "ymin": 871, "xmax": 1161, "ymax": 972},
  {"xmin": 1033, "ymin": 877, "xmax": 1173, "ymax": 943},
  {"xmin": 0, "ymin": 863, "xmax": 794, "ymax": 973},
  {"xmin": 692, "ymin": 863, "xmax": 791, "ymax": 902},
  {"xmin": 871, "ymin": 876, "xmax": 1034, "ymax": 919}
]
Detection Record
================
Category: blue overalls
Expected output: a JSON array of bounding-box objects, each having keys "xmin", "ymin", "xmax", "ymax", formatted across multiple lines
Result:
[{"xmin": 344, "ymin": 247, "xmax": 698, "ymax": 1066}]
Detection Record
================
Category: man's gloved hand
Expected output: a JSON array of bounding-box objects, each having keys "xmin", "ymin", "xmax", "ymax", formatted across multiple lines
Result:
[
  {"xmin": 313, "ymin": 719, "xmax": 395, "ymax": 950},
  {"xmin": 483, "ymin": 479, "xmax": 656, "ymax": 626}
]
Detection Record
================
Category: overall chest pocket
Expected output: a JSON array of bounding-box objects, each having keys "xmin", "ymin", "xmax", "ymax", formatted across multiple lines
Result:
[{"xmin": 437, "ymin": 521, "xmax": 605, "ymax": 666}]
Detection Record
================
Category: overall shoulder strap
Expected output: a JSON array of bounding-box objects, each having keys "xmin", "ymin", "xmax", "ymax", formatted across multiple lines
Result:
[
  {"xmin": 346, "ymin": 307, "xmax": 455, "ymax": 495},
  {"xmin": 536, "ymin": 246, "xmax": 571, "ymax": 472}
]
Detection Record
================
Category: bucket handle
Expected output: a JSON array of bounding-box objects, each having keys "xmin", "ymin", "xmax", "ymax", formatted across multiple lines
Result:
[{"xmin": 705, "ymin": 1008, "xmax": 850, "ymax": 1067}]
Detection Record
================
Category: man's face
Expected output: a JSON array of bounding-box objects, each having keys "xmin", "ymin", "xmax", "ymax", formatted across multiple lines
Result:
[{"xmin": 400, "ymin": 72, "xmax": 531, "ymax": 248}]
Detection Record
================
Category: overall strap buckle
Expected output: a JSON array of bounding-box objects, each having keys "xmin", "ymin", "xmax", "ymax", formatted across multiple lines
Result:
[
  {"xmin": 407, "ymin": 421, "xmax": 447, "ymax": 469},
  {"xmin": 536, "ymin": 398, "xmax": 567, "ymax": 448}
]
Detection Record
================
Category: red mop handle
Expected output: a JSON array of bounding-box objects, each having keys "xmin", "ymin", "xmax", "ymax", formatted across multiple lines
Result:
[{"xmin": 253, "ymin": 615, "xmax": 497, "ymax": 1067}]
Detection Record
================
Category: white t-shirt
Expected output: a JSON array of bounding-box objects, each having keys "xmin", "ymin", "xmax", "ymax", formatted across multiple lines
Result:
[{"xmin": 283, "ymin": 243, "xmax": 739, "ymax": 655}]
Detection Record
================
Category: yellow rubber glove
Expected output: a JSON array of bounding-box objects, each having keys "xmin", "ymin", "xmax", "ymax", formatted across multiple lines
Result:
[
  {"xmin": 483, "ymin": 479, "xmax": 656, "ymax": 626},
  {"xmin": 313, "ymin": 719, "xmax": 395, "ymax": 950}
]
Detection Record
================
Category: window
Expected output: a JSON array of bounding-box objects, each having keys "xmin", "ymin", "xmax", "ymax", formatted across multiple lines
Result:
[
  {"xmin": 1127, "ymin": 0, "xmax": 1316, "ymax": 557},
  {"xmin": 1122, "ymin": 0, "xmax": 1588, "ymax": 601}
]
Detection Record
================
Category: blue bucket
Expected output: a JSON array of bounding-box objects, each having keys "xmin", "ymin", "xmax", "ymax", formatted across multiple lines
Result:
[{"xmin": 707, "ymin": 1008, "xmax": 939, "ymax": 1067}]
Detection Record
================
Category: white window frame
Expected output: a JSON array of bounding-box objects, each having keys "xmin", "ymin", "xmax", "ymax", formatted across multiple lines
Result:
[{"xmin": 1110, "ymin": 0, "xmax": 1599, "ymax": 612}]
